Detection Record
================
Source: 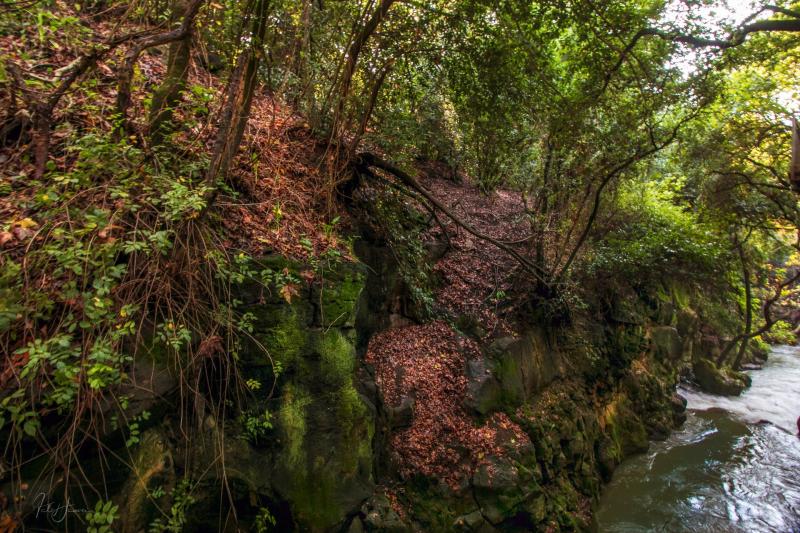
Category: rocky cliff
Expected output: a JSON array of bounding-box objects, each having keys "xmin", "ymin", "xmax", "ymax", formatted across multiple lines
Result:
[{"xmin": 128, "ymin": 244, "xmax": 699, "ymax": 532}]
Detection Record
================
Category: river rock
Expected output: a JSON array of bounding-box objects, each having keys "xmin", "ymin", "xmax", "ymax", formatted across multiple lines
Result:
[{"xmin": 693, "ymin": 358, "xmax": 748, "ymax": 396}]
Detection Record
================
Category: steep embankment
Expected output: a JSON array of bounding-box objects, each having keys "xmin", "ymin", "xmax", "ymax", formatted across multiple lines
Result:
[
  {"xmin": 347, "ymin": 169, "xmax": 693, "ymax": 531},
  {"xmin": 1, "ymin": 133, "xmax": 702, "ymax": 531}
]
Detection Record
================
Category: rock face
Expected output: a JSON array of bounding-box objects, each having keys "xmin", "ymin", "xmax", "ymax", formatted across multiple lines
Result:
[
  {"xmin": 28, "ymin": 251, "xmax": 717, "ymax": 532},
  {"xmin": 230, "ymin": 257, "xmax": 375, "ymax": 530},
  {"xmin": 121, "ymin": 255, "xmax": 379, "ymax": 532},
  {"xmin": 651, "ymin": 326, "xmax": 682, "ymax": 361},
  {"xmin": 117, "ymin": 428, "xmax": 176, "ymax": 533},
  {"xmin": 492, "ymin": 330, "xmax": 563, "ymax": 406}
]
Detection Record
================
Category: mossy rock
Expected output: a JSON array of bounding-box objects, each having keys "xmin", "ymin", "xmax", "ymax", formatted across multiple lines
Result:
[
  {"xmin": 650, "ymin": 326, "xmax": 682, "ymax": 361},
  {"xmin": 116, "ymin": 428, "xmax": 175, "ymax": 533},
  {"xmin": 598, "ymin": 394, "xmax": 649, "ymax": 478},
  {"xmin": 273, "ymin": 383, "xmax": 374, "ymax": 530},
  {"xmin": 693, "ymin": 358, "xmax": 748, "ymax": 396},
  {"xmin": 250, "ymin": 301, "xmax": 312, "ymax": 368},
  {"xmin": 271, "ymin": 331, "xmax": 374, "ymax": 531},
  {"xmin": 670, "ymin": 282, "xmax": 691, "ymax": 310},
  {"xmin": 472, "ymin": 456, "xmax": 543, "ymax": 525},
  {"xmin": 608, "ymin": 294, "xmax": 647, "ymax": 325},
  {"xmin": 676, "ymin": 307, "xmax": 698, "ymax": 338},
  {"xmin": 493, "ymin": 330, "xmax": 562, "ymax": 406},
  {"xmin": 312, "ymin": 263, "xmax": 365, "ymax": 328},
  {"xmin": 317, "ymin": 329, "xmax": 357, "ymax": 387}
]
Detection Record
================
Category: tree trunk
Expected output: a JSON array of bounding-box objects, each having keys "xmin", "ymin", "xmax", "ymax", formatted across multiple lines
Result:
[
  {"xmin": 348, "ymin": 58, "xmax": 393, "ymax": 154},
  {"xmin": 148, "ymin": 0, "xmax": 194, "ymax": 146},
  {"xmin": 331, "ymin": 0, "xmax": 395, "ymax": 141},
  {"xmin": 203, "ymin": 0, "xmax": 269, "ymax": 203},
  {"xmin": 115, "ymin": 0, "xmax": 204, "ymax": 136},
  {"xmin": 732, "ymin": 261, "xmax": 753, "ymax": 370}
]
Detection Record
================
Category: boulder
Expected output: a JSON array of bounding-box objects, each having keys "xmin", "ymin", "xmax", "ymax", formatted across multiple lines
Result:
[
  {"xmin": 464, "ymin": 358, "xmax": 502, "ymax": 415},
  {"xmin": 693, "ymin": 358, "xmax": 748, "ymax": 396},
  {"xmin": 472, "ymin": 457, "xmax": 541, "ymax": 526},
  {"xmin": 117, "ymin": 428, "xmax": 175, "ymax": 533}
]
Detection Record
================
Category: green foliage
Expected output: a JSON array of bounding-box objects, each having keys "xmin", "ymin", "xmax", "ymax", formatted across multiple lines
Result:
[
  {"xmin": 3, "ymin": 0, "xmax": 800, "ymax": 528},
  {"xmin": 148, "ymin": 479, "xmax": 196, "ymax": 533},
  {"xmin": 763, "ymin": 320, "xmax": 797, "ymax": 345},
  {"xmin": 587, "ymin": 180, "xmax": 728, "ymax": 286},
  {"xmin": 86, "ymin": 500, "xmax": 119, "ymax": 533},
  {"xmin": 0, "ymin": 120, "xmax": 270, "ymax": 483},
  {"xmin": 367, "ymin": 187, "xmax": 435, "ymax": 315},
  {"xmin": 125, "ymin": 410, "xmax": 152, "ymax": 448},
  {"xmin": 239, "ymin": 409, "xmax": 274, "ymax": 443},
  {"xmin": 254, "ymin": 507, "xmax": 277, "ymax": 532}
]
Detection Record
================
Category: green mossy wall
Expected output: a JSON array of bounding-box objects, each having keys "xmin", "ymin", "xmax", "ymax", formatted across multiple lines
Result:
[{"xmin": 234, "ymin": 258, "xmax": 374, "ymax": 531}]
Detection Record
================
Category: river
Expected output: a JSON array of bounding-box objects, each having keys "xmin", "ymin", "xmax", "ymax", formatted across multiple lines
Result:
[{"xmin": 596, "ymin": 345, "xmax": 800, "ymax": 533}]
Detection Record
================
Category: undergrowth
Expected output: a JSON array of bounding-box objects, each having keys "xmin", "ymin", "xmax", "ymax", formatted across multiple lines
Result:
[{"xmin": 0, "ymin": 122, "xmax": 320, "ymax": 525}]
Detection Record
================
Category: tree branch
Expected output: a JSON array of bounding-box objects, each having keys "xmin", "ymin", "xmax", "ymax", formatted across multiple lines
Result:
[
  {"xmin": 354, "ymin": 152, "xmax": 550, "ymax": 284},
  {"xmin": 116, "ymin": 0, "xmax": 205, "ymax": 133}
]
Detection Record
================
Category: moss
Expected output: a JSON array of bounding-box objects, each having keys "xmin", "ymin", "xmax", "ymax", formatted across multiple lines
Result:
[
  {"xmin": 258, "ymin": 304, "xmax": 308, "ymax": 369},
  {"xmin": 272, "ymin": 325, "xmax": 374, "ymax": 531},
  {"xmin": 597, "ymin": 392, "xmax": 650, "ymax": 481},
  {"xmin": 336, "ymin": 384, "xmax": 366, "ymax": 427},
  {"xmin": 278, "ymin": 383, "xmax": 373, "ymax": 529},
  {"xmin": 316, "ymin": 266, "xmax": 365, "ymax": 327},
  {"xmin": 278, "ymin": 384, "xmax": 310, "ymax": 467},
  {"xmin": 655, "ymin": 284, "xmax": 671, "ymax": 304},
  {"xmin": 670, "ymin": 282, "xmax": 691, "ymax": 310},
  {"xmin": 693, "ymin": 358, "xmax": 747, "ymax": 396},
  {"xmin": 318, "ymin": 329, "xmax": 356, "ymax": 387}
]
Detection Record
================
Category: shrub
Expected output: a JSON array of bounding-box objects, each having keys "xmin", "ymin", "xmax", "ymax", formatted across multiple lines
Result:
[{"xmin": 586, "ymin": 181, "xmax": 729, "ymax": 288}]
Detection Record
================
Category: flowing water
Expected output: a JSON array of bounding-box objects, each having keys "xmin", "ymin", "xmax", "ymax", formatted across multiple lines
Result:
[{"xmin": 596, "ymin": 345, "xmax": 800, "ymax": 533}]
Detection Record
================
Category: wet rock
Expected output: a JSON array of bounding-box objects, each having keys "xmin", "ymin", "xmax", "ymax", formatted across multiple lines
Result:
[
  {"xmin": 693, "ymin": 358, "xmax": 748, "ymax": 396},
  {"xmin": 670, "ymin": 393, "xmax": 688, "ymax": 425}
]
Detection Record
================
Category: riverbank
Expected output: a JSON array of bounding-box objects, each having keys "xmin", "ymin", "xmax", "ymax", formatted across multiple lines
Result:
[{"xmin": 597, "ymin": 345, "xmax": 800, "ymax": 532}]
